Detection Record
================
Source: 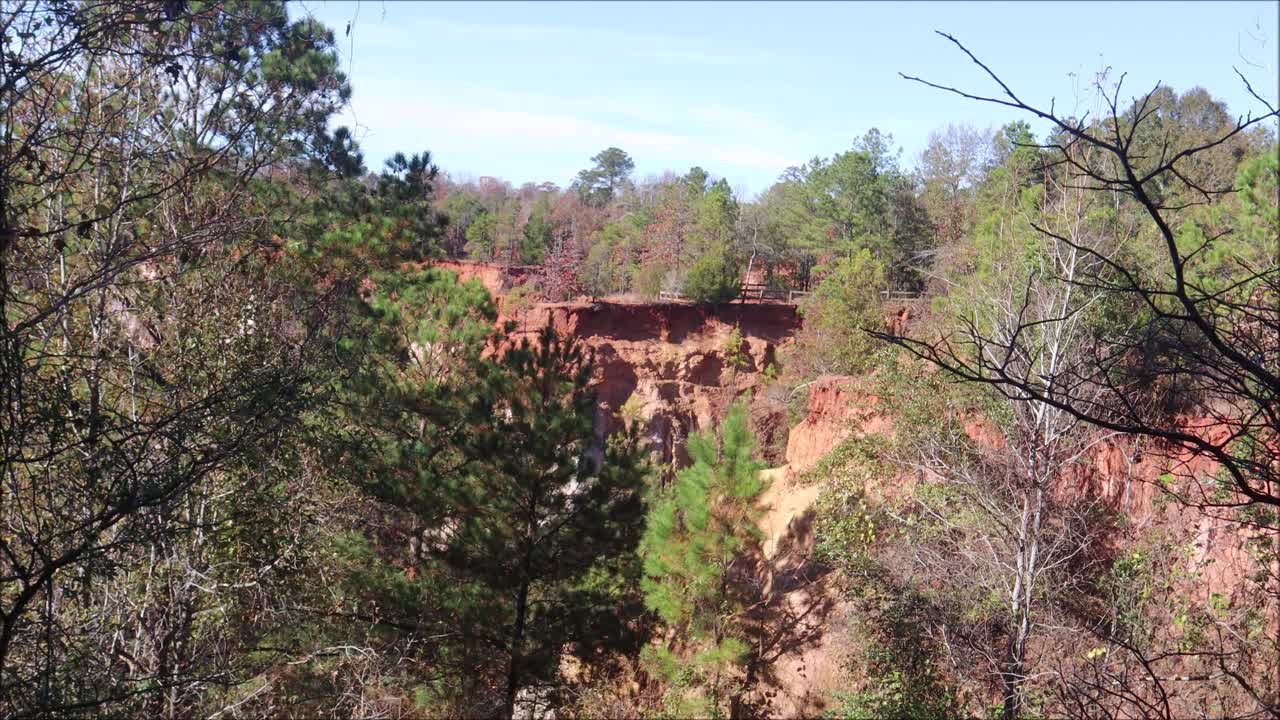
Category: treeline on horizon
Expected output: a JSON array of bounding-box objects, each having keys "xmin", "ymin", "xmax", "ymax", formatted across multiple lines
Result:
[
  {"xmin": 390, "ymin": 96, "xmax": 1268, "ymax": 293},
  {"xmin": 1, "ymin": 2, "xmax": 1277, "ymax": 719}
]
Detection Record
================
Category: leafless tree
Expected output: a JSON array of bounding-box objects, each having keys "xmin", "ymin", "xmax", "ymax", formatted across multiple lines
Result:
[
  {"xmin": 877, "ymin": 31, "xmax": 1279, "ymax": 718},
  {"xmin": 891, "ymin": 153, "xmax": 1116, "ymax": 718},
  {"xmin": 917, "ymin": 123, "xmax": 995, "ymax": 250},
  {"xmin": 880, "ymin": 31, "xmax": 1278, "ymax": 510}
]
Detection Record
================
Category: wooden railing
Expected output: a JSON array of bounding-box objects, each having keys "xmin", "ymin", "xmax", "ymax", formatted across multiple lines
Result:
[
  {"xmin": 657, "ymin": 284, "xmax": 814, "ymax": 304},
  {"xmin": 879, "ymin": 290, "xmax": 922, "ymax": 300},
  {"xmin": 738, "ymin": 282, "xmax": 786, "ymax": 301},
  {"xmin": 739, "ymin": 283, "xmax": 813, "ymax": 303},
  {"xmin": 656, "ymin": 286, "xmax": 915, "ymax": 304}
]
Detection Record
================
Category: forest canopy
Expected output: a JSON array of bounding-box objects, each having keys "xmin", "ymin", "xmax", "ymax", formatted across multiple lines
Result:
[{"xmin": 0, "ymin": 2, "xmax": 1276, "ymax": 719}]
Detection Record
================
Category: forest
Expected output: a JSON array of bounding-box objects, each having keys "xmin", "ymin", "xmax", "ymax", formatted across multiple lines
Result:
[{"xmin": 0, "ymin": 2, "xmax": 1277, "ymax": 718}]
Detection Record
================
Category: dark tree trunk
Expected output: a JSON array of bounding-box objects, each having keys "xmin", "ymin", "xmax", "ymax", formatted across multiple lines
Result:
[{"xmin": 503, "ymin": 579, "xmax": 530, "ymax": 720}]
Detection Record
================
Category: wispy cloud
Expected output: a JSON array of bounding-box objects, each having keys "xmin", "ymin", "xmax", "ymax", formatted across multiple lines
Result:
[
  {"xmin": 316, "ymin": 10, "xmax": 780, "ymax": 68},
  {"xmin": 343, "ymin": 95, "xmax": 797, "ymax": 173},
  {"xmin": 620, "ymin": 46, "xmax": 778, "ymax": 66},
  {"xmin": 450, "ymin": 90, "xmax": 793, "ymax": 139},
  {"xmin": 302, "ymin": 3, "xmax": 815, "ymax": 189}
]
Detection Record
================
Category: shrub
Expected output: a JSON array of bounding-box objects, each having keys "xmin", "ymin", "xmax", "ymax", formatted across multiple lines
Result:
[
  {"xmin": 796, "ymin": 248, "xmax": 887, "ymax": 373},
  {"xmin": 682, "ymin": 246, "xmax": 741, "ymax": 304}
]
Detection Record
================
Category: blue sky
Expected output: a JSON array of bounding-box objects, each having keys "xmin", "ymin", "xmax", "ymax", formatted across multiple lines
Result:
[{"xmin": 295, "ymin": 1, "xmax": 1279, "ymax": 198}]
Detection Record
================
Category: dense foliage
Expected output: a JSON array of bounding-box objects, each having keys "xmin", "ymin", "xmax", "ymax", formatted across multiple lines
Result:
[
  {"xmin": 1, "ymin": 3, "xmax": 1275, "ymax": 719},
  {"xmin": 639, "ymin": 403, "xmax": 767, "ymax": 718}
]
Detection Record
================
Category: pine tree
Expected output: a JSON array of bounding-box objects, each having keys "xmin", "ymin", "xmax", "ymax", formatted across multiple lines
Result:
[
  {"xmin": 638, "ymin": 403, "xmax": 768, "ymax": 718},
  {"xmin": 326, "ymin": 316, "xmax": 648, "ymax": 717},
  {"xmin": 521, "ymin": 193, "xmax": 555, "ymax": 264},
  {"xmin": 450, "ymin": 324, "xmax": 649, "ymax": 718}
]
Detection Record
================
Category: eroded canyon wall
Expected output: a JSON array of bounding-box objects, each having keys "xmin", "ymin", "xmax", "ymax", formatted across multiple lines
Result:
[
  {"xmin": 502, "ymin": 299, "xmax": 799, "ymax": 472},
  {"xmin": 437, "ymin": 260, "xmax": 800, "ymax": 471},
  {"xmin": 441, "ymin": 262, "xmax": 1269, "ymax": 718}
]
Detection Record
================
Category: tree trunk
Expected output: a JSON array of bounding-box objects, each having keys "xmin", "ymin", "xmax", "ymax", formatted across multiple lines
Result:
[
  {"xmin": 1000, "ymin": 629, "xmax": 1027, "ymax": 720},
  {"xmin": 1002, "ymin": 476, "xmax": 1044, "ymax": 720},
  {"xmin": 503, "ymin": 580, "xmax": 530, "ymax": 720}
]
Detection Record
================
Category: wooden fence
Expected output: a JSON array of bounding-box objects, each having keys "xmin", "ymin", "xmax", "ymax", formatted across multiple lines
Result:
[
  {"xmin": 655, "ymin": 285, "xmax": 918, "ymax": 304},
  {"xmin": 657, "ymin": 284, "xmax": 812, "ymax": 304}
]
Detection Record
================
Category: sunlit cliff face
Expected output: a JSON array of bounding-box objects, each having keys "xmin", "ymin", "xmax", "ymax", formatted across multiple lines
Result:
[
  {"xmin": 498, "ymin": 299, "xmax": 798, "ymax": 473},
  {"xmin": 431, "ymin": 260, "xmax": 803, "ymax": 467}
]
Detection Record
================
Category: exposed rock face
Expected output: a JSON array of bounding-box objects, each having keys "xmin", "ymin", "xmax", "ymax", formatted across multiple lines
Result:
[
  {"xmin": 776, "ymin": 376, "xmax": 1260, "ymax": 596},
  {"xmin": 755, "ymin": 376, "xmax": 1269, "ymax": 718},
  {"xmin": 1071, "ymin": 422, "xmax": 1263, "ymax": 600},
  {"xmin": 500, "ymin": 300, "xmax": 799, "ymax": 473},
  {"xmin": 432, "ymin": 259, "xmax": 538, "ymax": 297},
  {"xmin": 429, "ymin": 261, "xmax": 800, "ymax": 471},
  {"xmin": 439, "ymin": 262, "xmax": 1267, "ymax": 717},
  {"xmin": 783, "ymin": 376, "xmax": 888, "ymax": 473}
]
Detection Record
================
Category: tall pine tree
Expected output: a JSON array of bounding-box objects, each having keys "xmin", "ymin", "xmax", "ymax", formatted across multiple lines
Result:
[
  {"xmin": 639, "ymin": 403, "xmax": 768, "ymax": 718},
  {"xmin": 319, "ymin": 280, "xmax": 649, "ymax": 716},
  {"xmin": 451, "ymin": 324, "xmax": 649, "ymax": 718}
]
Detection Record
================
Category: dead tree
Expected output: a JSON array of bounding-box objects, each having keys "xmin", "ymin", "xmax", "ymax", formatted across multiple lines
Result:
[
  {"xmin": 879, "ymin": 31, "xmax": 1278, "ymax": 510},
  {"xmin": 893, "ymin": 153, "xmax": 1114, "ymax": 719},
  {"xmin": 875, "ymin": 31, "xmax": 1278, "ymax": 718}
]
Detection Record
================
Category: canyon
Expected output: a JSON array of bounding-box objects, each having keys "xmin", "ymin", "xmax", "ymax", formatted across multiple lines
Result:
[
  {"xmin": 440, "ymin": 260, "xmax": 1271, "ymax": 718},
  {"xmin": 438, "ymin": 260, "xmax": 803, "ymax": 472}
]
